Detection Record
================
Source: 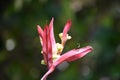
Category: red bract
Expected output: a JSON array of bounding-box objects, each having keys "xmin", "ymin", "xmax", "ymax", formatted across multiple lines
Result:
[{"xmin": 37, "ymin": 18, "xmax": 93, "ymax": 80}]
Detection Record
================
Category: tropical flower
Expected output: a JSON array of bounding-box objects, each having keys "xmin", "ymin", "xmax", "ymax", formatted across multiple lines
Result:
[{"xmin": 37, "ymin": 18, "xmax": 93, "ymax": 80}]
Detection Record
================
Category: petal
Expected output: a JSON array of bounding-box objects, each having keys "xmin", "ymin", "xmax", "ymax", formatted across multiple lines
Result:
[
  {"xmin": 53, "ymin": 46, "xmax": 93, "ymax": 67},
  {"xmin": 42, "ymin": 26, "xmax": 48, "ymax": 65},
  {"xmin": 37, "ymin": 25, "xmax": 44, "ymax": 38},
  {"xmin": 44, "ymin": 26, "xmax": 52, "ymax": 68},
  {"xmin": 66, "ymin": 46, "xmax": 93, "ymax": 62},
  {"xmin": 62, "ymin": 20, "xmax": 71, "ymax": 39},
  {"xmin": 37, "ymin": 25, "xmax": 48, "ymax": 65},
  {"xmin": 37, "ymin": 25, "xmax": 44, "ymax": 46},
  {"xmin": 49, "ymin": 17, "xmax": 57, "ymax": 55},
  {"xmin": 41, "ymin": 66, "xmax": 55, "ymax": 80},
  {"xmin": 62, "ymin": 20, "xmax": 72, "ymax": 45},
  {"xmin": 63, "ymin": 20, "xmax": 72, "ymax": 36}
]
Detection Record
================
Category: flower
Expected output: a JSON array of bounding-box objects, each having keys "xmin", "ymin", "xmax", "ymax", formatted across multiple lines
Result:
[{"xmin": 37, "ymin": 18, "xmax": 93, "ymax": 80}]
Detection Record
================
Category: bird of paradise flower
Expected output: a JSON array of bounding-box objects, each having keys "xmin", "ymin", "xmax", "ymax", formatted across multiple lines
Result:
[{"xmin": 37, "ymin": 18, "xmax": 93, "ymax": 80}]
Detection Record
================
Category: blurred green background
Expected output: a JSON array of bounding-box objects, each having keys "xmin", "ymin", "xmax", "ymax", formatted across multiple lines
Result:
[{"xmin": 0, "ymin": 0, "xmax": 120, "ymax": 80}]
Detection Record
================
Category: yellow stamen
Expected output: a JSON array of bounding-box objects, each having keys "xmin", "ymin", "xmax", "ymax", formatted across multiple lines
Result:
[
  {"xmin": 52, "ymin": 54, "xmax": 60, "ymax": 62},
  {"xmin": 41, "ymin": 60, "xmax": 46, "ymax": 65},
  {"xmin": 56, "ymin": 43, "xmax": 63, "ymax": 54},
  {"xmin": 59, "ymin": 33, "xmax": 63, "ymax": 39},
  {"xmin": 67, "ymin": 34, "xmax": 72, "ymax": 40},
  {"xmin": 40, "ymin": 37, "xmax": 43, "ymax": 44},
  {"xmin": 59, "ymin": 33, "xmax": 72, "ymax": 40},
  {"xmin": 41, "ymin": 51, "xmax": 43, "ymax": 54}
]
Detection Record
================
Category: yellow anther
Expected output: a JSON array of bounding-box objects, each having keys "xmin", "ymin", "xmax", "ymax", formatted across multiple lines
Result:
[
  {"xmin": 40, "ymin": 37, "xmax": 43, "ymax": 44},
  {"xmin": 56, "ymin": 43, "xmax": 63, "ymax": 50},
  {"xmin": 52, "ymin": 54, "xmax": 60, "ymax": 62},
  {"xmin": 67, "ymin": 34, "xmax": 72, "ymax": 40},
  {"xmin": 59, "ymin": 33, "xmax": 63, "ymax": 39},
  {"xmin": 41, "ymin": 51, "xmax": 43, "ymax": 54},
  {"xmin": 59, "ymin": 33, "xmax": 71, "ymax": 40},
  {"xmin": 56, "ymin": 43, "xmax": 63, "ymax": 54},
  {"xmin": 41, "ymin": 60, "xmax": 46, "ymax": 65}
]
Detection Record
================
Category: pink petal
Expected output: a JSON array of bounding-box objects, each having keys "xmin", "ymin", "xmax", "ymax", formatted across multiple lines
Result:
[
  {"xmin": 42, "ymin": 26, "xmax": 48, "ymax": 65},
  {"xmin": 41, "ymin": 66, "xmax": 55, "ymax": 80},
  {"xmin": 62, "ymin": 20, "xmax": 72, "ymax": 41},
  {"xmin": 37, "ymin": 25, "xmax": 44, "ymax": 38},
  {"xmin": 53, "ymin": 46, "xmax": 93, "ymax": 67},
  {"xmin": 66, "ymin": 46, "xmax": 93, "ymax": 62},
  {"xmin": 49, "ymin": 18, "xmax": 57, "ymax": 56},
  {"xmin": 44, "ymin": 26, "xmax": 52, "ymax": 68},
  {"xmin": 37, "ymin": 25, "xmax": 44, "ymax": 46},
  {"xmin": 37, "ymin": 25, "xmax": 48, "ymax": 65}
]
